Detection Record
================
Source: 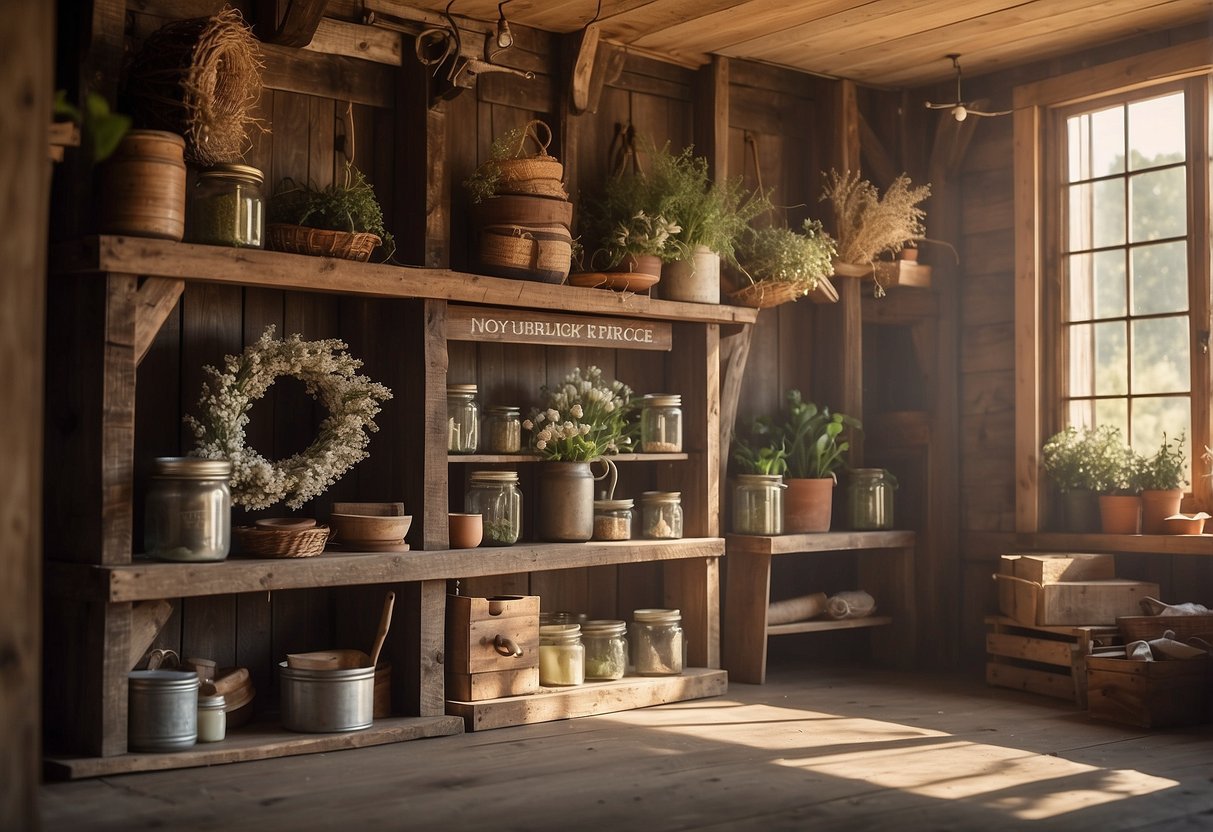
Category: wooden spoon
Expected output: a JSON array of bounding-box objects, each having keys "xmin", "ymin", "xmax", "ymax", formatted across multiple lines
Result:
[{"xmin": 369, "ymin": 591, "xmax": 396, "ymax": 669}]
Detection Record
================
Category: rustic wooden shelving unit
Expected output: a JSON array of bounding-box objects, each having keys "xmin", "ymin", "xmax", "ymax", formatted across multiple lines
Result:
[{"xmin": 44, "ymin": 236, "xmax": 752, "ymax": 777}]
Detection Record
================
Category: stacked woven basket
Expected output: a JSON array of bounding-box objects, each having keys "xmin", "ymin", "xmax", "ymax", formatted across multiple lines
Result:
[{"xmin": 472, "ymin": 121, "xmax": 573, "ymax": 284}]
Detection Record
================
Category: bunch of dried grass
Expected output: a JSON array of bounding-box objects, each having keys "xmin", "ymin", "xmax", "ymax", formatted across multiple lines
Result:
[
  {"xmin": 821, "ymin": 170, "xmax": 930, "ymax": 265},
  {"xmin": 126, "ymin": 7, "xmax": 265, "ymax": 166}
]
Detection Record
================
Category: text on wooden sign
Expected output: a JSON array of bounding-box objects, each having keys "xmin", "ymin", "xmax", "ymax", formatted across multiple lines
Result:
[{"xmin": 447, "ymin": 306, "xmax": 672, "ymax": 351}]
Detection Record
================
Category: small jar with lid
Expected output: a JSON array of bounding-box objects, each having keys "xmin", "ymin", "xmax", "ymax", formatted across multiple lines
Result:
[
  {"xmin": 593, "ymin": 498, "xmax": 633, "ymax": 541},
  {"xmin": 447, "ymin": 384, "xmax": 480, "ymax": 453},
  {"xmin": 847, "ymin": 468, "xmax": 897, "ymax": 530},
  {"xmin": 144, "ymin": 457, "xmax": 232, "ymax": 562},
  {"xmin": 631, "ymin": 609, "xmax": 683, "ymax": 676},
  {"xmin": 733, "ymin": 474, "xmax": 786, "ymax": 535},
  {"xmin": 640, "ymin": 394, "xmax": 682, "ymax": 453},
  {"xmin": 539, "ymin": 611, "xmax": 587, "ymax": 627},
  {"xmin": 465, "ymin": 470, "xmax": 521, "ymax": 545},
  {"xmin": 581, "ymin": 620, "xmax": 628, "ymax": 681},
  {"xmin": 638, "ymin": 491, "xmax": 683, "ymax": 539},
  {"xmin": 538, "ymin": 623, "xmax": 584, "ymax": 686},
  {"xmin": 187, "ymin": 163, "xmax": 265, "ymax": 248},
  {"xmin": 197, "ymin": 693, "xmax": 227, "ymax": 742},
  {"xmin": 483, "ymin": 405, "xmax": 522, "ymax": 454}
]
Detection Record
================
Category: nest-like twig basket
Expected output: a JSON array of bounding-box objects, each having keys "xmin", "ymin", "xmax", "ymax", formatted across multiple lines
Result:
[
  {"xmin": 266, "ymin": 224, "xmax": 380, "ymax": 261},
  {"xmin": 234, "ymin": 525, "xmax": 330, "ymax": 558},
  {"xmin": 125, "ymin": 8, "xmax": 264, "ymax": 166},
  {"xmin": 727, "ymin": 280, "xmax": 808, "ymax": 309}
]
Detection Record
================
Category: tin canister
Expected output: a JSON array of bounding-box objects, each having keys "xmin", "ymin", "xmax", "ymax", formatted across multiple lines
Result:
[
  {"xmin": 144, "ymin": 457, "xmax": 232, "ymax": 562},
  {"xmin": 128, "ymin": 670, "xmax": 200, "ymax": 752},
  {"xmin": 279, "ymin": 662, "xmax": 375, "ymax": 733}
]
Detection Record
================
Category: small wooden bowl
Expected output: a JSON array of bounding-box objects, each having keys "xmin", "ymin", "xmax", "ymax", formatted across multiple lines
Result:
[{"xmin": 329, "ymin": 513, "xmax": 412, "ymax": 544}]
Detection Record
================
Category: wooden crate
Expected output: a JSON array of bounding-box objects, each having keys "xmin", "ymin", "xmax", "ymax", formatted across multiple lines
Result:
[
  {"xmin": 1087, "ymin": 654, "xmax": 1210, "ymax": 728},
  {"xmin": 986, "ymin": 615, "xmax": 1121, "ymax": 706},
  {"xmin": 993, "ymin": 575, "xmax": 1160, "ymax": 626},
  {"xmin": 446, "ymin": 595, "xmax": 540, "ymax": 701}
]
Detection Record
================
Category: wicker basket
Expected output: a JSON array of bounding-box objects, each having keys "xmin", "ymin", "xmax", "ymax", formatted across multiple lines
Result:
[
  {"xmin": 479, "ymin": 223, "xmax": 572, "ymax": 284},
  {"xmin": 266, "ymin": 224, "xmax": 380, "ymax": 262},
  {"xmin": 233, "ymin": 525, "xmax": 330, "ymax": 558},
  {"xmin": 1118, "ymin": 614, "xmax": 1213, "ymax": 643},
  {"xmin": 727, "ymin": 279, "xmax": 808, "ymax": 309},
  {"xmin": 494, "ymin": 120, "xmax": 566, "ymax": 199}
]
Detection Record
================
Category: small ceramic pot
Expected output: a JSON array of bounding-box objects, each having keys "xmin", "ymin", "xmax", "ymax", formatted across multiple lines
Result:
[{"xmin": 449, "ymin": 513, "xmax": 483, "ymax": 549}]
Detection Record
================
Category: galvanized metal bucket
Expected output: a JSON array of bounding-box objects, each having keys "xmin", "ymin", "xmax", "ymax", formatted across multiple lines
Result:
[
  {"xmin": 128, "ymin": 670, "xmax": 199, "ymax": 752},
  {"xmin": 279, "ymin": 662, "xmax": 374, "ymax": 733}
]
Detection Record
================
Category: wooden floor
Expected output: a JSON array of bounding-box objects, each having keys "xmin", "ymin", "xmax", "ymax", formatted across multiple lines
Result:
[{"xmin": 40, "ymin": 661, "xmax": 1213, "ymax": 831}]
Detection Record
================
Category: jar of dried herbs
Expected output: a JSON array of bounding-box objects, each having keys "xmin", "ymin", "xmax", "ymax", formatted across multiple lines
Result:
[
  {"xmin": 187, "ymin": 163, "xmax": 265, "ymax": 248},
  {"xmin": 638, "ymin": 491, "xmax": 682, "ymax": 539},
  {"xmin": 483, "ymin": 405, "xmax": 521, "ymax": 453},
  {"xmin": 631, "ymin": 609, "xmax": 683, "ymax": 676}
]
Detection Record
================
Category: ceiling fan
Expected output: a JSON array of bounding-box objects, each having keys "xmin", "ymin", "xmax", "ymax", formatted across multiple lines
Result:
[{"xmin": 925, "ymin": 54, "xmax": 1010, "ymax": 122}]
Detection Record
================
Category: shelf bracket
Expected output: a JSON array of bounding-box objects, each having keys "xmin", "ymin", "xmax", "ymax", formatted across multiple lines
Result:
[{"xmin": 133, "ymin": 277, "xmax": 184, "ymax": 367}]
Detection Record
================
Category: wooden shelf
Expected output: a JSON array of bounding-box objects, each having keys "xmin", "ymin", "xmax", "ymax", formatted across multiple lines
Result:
[
  {"xmin": 725, "ymin": 530, "xmax": 916, "ymax": 555},
  {"xmin": 53, "ymin": 236, "xmax": 758, "ymax": 326},
  {"xmin": 448, "ymin": 452, "xmax": 690, "ymax": 463},
  {"xmin": 1020, "ymin": 532, "xmax": 1213, "ymax": 556},
  {"xmin": 446, "ymin": 668, "xmax": 727, "ymax": 732},
  {"xmin": 44, "ymin": 714, "xmax": 464, "ymax": 780},
  {"xmin": 766, "ymin": 615, "xmax": 893, "ymax": 636},
  {"xmin": 48, "ymin": 538, "xmax": 726, "ymax": 602}
]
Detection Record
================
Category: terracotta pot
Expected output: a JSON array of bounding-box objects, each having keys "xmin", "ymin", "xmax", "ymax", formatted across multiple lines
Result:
[
  {"xmin": 612, "ymin": 253, "xmax": 663, "ymax": 278},
  {"xmin": 1059, "ymin": 489, "xmax": 1100, "ymax": 533},
  {"xmin": 1164, "ymin": 514, "xmax": 1207, "ymax": 535},
  {"xmin": 448, "ymin": 513, "xmax": 483, "ymax": 549},
  {"xmin": 784, "ymin": 477, "xmax": 834, "ymax": 533},
  {"xmin": 659, "ymin": 246, "xmax": 720, "ymax": 304},
  {"xmin": 1099, "ymin": 494, "xmax": 1142, "ymax": 534},
  {"xmin": 1140, "ymin": 489, "xmax": 1184, "ymax": 534}
]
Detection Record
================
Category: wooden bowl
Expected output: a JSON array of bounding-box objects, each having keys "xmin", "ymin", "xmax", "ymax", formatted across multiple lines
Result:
[{"xmin": 329, "ymin": 512, "xmax": 412, "ymax": 544}]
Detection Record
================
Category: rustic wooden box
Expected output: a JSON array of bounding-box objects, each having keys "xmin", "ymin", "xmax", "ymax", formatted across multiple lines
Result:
[
  {"xmin": 986, "ymin": 615, "xmax": 1121, "ymax": 706},
  {"xmin": 994, "ymin": 575, "xmax": 1159, "ymax": 626},
  {"xmin": 446, "ymin": 594, "xmax": 539, "ymax": 702},
  {"xmin": 1087, "ymin": 654, "xmax": 1210, "ymax": 728},
  {"xmin": 999, "ymin": 553, "xmax": 1116, "ymax": 584}
]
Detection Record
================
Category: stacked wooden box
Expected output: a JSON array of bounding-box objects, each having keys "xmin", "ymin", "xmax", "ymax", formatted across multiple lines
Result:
[{"xmin": 445, "ymin": 595, "xmax": 540, "ymax": 702}]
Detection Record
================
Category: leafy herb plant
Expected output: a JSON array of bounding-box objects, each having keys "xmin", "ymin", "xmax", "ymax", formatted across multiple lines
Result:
[
  {"xmin": 734, "ymin": 219, "xmax": 837, "ymax": 297},
  {"xmin": 747, "ymin": 390, "xmax": 860, "ymax": 481},
  {"xmin": 1137, "ymin": 431, "xmax": 1188, "ymax": 491},
  {"xmin": 268, "ymin": 162, "xmax": 395, "ymax": 259}
]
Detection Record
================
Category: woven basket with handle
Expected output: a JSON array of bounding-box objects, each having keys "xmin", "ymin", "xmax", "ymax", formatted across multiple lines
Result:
[
  {"xmin": 266, "ymin": 224, "xmax": 380, "ymax": 262},
  {"xmin": 727, "ymin": 279, "xmax": 808, "ymax": 309},
  {"xmin": 479, "ymin": 223, "xmax": 572, "ymax": 284},
  {"xmin": 494, "ymin": 120, "xmax": 566, "ymax": 198}
]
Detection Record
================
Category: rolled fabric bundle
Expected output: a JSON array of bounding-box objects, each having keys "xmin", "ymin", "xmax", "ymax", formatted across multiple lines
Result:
[
  {"xmin": 826, "ymin": 590, "xmax": 876, "ymax": 620},
  {"xmin": 767, "ymin": 592, "xmax": 828, "ymax": 625},
  {"xmin": 1125, "ymin": 640, "xmax": 1154, "ymax": 661}
]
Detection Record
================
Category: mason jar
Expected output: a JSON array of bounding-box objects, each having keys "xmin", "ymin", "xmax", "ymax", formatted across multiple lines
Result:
[
  {"xmin": 538, "ymin": 623, "xmax": 584, "ymax": 686},
  {"xmin": 640, "ymin": 394, "xmax": 682, "ymax": 452},
  {"xmin": 145, "ymin": 457, "xmax": 232, "ymax": 562},
  {"xmin": 733, "ymin": 474, "xmax": 786, "ymax": 535},
  {"xmin": 593, "ymin": 498, "xmax": 633, "ymax": 541},
  {"xmin": 187, "ymin": 163, "xmax": 264, "ymax": 248},
  {"xmin": 483, "ymin": 405, "xmax": 522, "ymax": 453},
  {"xmin": 847, "ymin": 468, "xmax": 896, "ymax": 530},
  {"xmin": 465, "ymin": 470, "xmax": 521, "ymax": 545},
  {"xmin": 631, "ymin": 609, "xmax": 683, "ymax": 676},
  {"xmin": 196, "ymin": 693, "xmax": 227, "ymax": 743},
  {"xmin": 447, "ymin": 384, "xmax": 480, "ymax": 453},
  {"xmin": 581, "ymin": 619, "xmax": 628, "ymax": 681},
  {"xmin": 539, "ymin": 611, "xmax": 587, "ymax": 627},
  {"xmin": 639, "ymin": 491, "xmax": 683, "ymax": 539}
]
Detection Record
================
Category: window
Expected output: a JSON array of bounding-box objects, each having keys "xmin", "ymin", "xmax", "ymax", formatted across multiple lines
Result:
[{"xmin": 1013, "ymin": 43, "xmax": 1213, "ymax": 531}]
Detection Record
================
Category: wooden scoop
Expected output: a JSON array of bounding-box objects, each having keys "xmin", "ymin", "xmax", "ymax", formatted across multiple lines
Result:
[{"xmin": 285, "ymin": 591, "xmax": 396, "ymax": 670}]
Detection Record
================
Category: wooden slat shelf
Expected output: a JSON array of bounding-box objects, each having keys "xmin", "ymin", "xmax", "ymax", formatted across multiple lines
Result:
[
  {"xmin": 446, "ymin": 668, "xmax": 728, "ymax": 732},
  {"xmin": 44, "ymin": 714, "xmax": 465, "ymax": 781},
  {"xmin": 1020, "ymin": 532, "xmax": 1213, "ymax": 556},
  {"xmin": 726, "ymin": 530, "xmax": 917, "ymax": 555},
  {"xmin": 766, "ymin": 615, "xmax": 893, "ymax": 636},
  {"xmin": 48, "ymin": 538, "xmax": 726, "ymax": 602},
  {"xmin": 448, "ymin": 452, "xmax": 690, "ymax": 463},
  {"xmin": 52, "ymin": 236, "xmax": 759, "ymax": 326}
]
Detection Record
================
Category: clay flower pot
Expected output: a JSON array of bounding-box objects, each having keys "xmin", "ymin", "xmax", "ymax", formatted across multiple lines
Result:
[
  {"xmin": 1099, "ymin": 494, "xmax": 1142, "ymax": 534},
  {"xmin": 1141, "ymin": 489, "xmax": 1184, "ymax": 534},
  {"xmin": 784, "ymin": 477, "xmax": 835, "ymax": 533},
  {"xmin": 448, "ymin": 513, "xmax": 483, "ymax": 549}
]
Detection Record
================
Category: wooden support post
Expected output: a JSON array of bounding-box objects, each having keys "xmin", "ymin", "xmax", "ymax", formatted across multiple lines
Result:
[
  {"xmin": 695, "ymin": 55, "xmax": 730, "ymax": 183},
  {"xmin": 397, "ymin": 49, "xmax": 449, "ymax": 267},
  {"xmin": 860, "ymin": 545, "xmax": 917, "ymax": 667},
  {"xmin": 133, "ymin": 278, "xmax": 184, "ymax": 367},
  {"xmin": 397, "ymin": 579, "xmax": 448, "ymax": 717},
  {"xmin": 722, "ymin": 550, "xmax": 773, "ymax": 684},
  {"xmin": 719, "ymin": 324, "xmax": 754, "ymax": 493},
  {"xmin": 664, "ymin": 556, "xmax": 720, "ymax": 669}
]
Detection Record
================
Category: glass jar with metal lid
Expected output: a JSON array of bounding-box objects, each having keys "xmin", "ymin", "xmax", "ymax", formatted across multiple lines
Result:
[
  {"xmin": 846, "ymin": 468, "xmax": 897, "ymax": 530},
  {"xmin": 144, "ymin": 457, "xmax": 232, "ymax": 562},
  {"xmin": 733, "ymin": 474, "xmax": 786, "ymax": 535},
  {"xmin": 187, "ymin": 163, "xmax": 265, "ymax": 248},
  {"xmin": 631, "ymin": 609, "xmax": 683, "ymax": 676},
  {"xmin": 483, "ymin": 405, "xmax": 522, "ymax": 453},
  {"xmin": 447, "ymin": 384, "xmax": 480, "ymax": 453},
  {"xmin": 196, "ymin": 692, "xmax": 227, "ymax": 743},
  {"xmin": 538, "ymin": 623, "xmax": 584, "ymax": 686},
  {"xmin": 465, "ymin": 470, "xmax": 521, "ymax": 545},
  {"xmin": 593, "ymin": 498, "xmax": 633, "ymax": 540},
  {"xmin": 638, "ymin": 491, "xmax": 683, "ymax": 539},
  {"xmin": 640, "ymin": 394, "xmax": 682, "ymax": 452},
  {"xmin": 581, "ymin": 619, "xmax": 628, "ymax": 680}
]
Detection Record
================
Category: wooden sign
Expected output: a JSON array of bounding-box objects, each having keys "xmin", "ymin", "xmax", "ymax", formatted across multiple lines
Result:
[{"xmin": 447, "ymin": 306, "xmax": 671, "ymax": 351}]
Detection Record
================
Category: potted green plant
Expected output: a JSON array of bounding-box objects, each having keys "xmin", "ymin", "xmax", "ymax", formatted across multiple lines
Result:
[
  {"xmin": 730, "ymin": 439, "xmax": 789, "ymax": 535},
  {"xmin": 266, "ymin": 162, "xmax": 395, "ymax": 262},
  {"xmin": 1138, "ymin": 431, "xmax": 1187, "ymax": 533},
  {"xmin": 1084, "ymin": 427, "xmax": 1143, "ymax": 534},
  {"xmin": 1042, "ymin": 425, "xmax": 1113, "ymax": 532},
  {"xmin": 579, "ymin": 165, "xmax": 682, "ymax": 278},
  {"xmin": 728, "ymin": 220, "xmax": 837, "ymax": 309},
  {"xmin": 820, "ymin": 170, "xmax": 930, "ymax": 297},
  {"xmin": 745, "ymin": 390, "xmax": 860, "ymax": 533}
]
